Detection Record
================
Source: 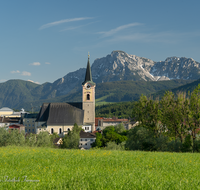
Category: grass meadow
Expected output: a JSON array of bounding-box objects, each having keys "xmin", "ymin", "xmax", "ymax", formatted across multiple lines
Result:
[{"xmin": 0, "ymin": 146, "xmax": 200, "ymax": 190}]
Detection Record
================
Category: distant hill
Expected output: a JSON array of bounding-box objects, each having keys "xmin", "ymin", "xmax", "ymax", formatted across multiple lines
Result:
[
  {"xmin": 0, "ymin": 80, "xmax": 39, "ymax": 108},
  {"xmin": 13, "ymin": 79, "xmax": 192, "ymax": 111},
  {"xmin": 151, "ymin": 78, "xmax": 200, "ymax": 99},
  {"xmin": 95, "ymin": 78, "xmax": 200, "ymax": 118}
]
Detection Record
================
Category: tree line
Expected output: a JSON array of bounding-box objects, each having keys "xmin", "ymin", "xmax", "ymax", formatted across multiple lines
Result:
[
  {"xmin": 0, "ymin": 128, "xmax": 59, "ymax": 147},
  {"xmin": 131, "ymin": 84, "xmax": 200, "ymax": 152}
]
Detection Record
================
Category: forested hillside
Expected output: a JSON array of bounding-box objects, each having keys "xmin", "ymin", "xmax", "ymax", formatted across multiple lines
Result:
[{"xmin": 16, "ymin": 79, "xmax": 191, "ymax": 111}]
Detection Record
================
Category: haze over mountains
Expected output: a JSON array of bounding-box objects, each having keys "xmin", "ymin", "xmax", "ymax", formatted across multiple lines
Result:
[{"xmin": 0, "ymin": 50, "xmax": 200, "ymax": 111}]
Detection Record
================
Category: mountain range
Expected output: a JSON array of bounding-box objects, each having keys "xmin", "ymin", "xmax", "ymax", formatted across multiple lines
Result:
[{"xmin": 0, "ymin": 50, "xmax": 200, "ymax": 111}]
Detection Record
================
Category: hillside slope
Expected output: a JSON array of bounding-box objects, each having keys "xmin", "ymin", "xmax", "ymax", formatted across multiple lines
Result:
[{"xmin": 14, "ymin": 79, "xmax": 192, "ymax": 111}]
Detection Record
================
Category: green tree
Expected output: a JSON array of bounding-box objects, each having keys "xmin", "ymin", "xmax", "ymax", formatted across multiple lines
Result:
[
  {"xmin": 25, "ymin": 133, "xmax": 37, "ymax": 147},
  {"xmin": 182, "ymin": 135, "xmax": 192, "ymax": 152},
  {"xmin": 7, "ymin": 129, "xmax": 25, "ymax": 146},
  {"xmin": 115, "ymin": 123, "xmax": 125, "ymax": 133},
  {"xmin": 36, "ymin": 131, "xmax": 52, "ymax": 147},
  {"xmin": 102, "ymin": 126, "xmax": 127, "ymax": 146},
  {"xmin": 50, "ymin": 132, "xmax": 60, "ymax": 145},
  {"xmin": 189, "ymin": 84, "xmax": 200, "ymax": 152},
  {"xmin": 104, "ymin": 141, "xmax": 125, "ymax": 150},
  {"xmin": 160, "ymin": 91, "xmax": 184, "ymax": 141},
  {"xmin": 61, "ymin": 123, "xmax": 82, "ymax": 149},
  {"xmin": 125, "ymin": 126, "xmax": 156, "ymax": 151},
  {"xmin": 0, "ymin": 127, "xmax": 9, "ymax": 146},
  {"xmin": 133, "ymin": 95, "xmax": 161, "ymax": 137},
  {"xmin": 91, "ymin": 132, "xmax": 102, "ymax": 148}
]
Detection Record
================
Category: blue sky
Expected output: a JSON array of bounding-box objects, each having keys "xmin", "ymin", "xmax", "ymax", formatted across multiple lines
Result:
[{"xmin": 0, "ymin": 0, "xmax": 200, "ymax": 84}]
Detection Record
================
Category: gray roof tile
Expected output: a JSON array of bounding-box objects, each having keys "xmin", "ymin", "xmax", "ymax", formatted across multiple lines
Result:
[{"xmin": 36, "ymin": 103, "xmax": 84, "ymax": 125}]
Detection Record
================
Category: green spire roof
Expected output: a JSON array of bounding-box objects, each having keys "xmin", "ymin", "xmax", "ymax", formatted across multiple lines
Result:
[{"xmin": 82, "ymin": 55, "xmax": 95, "ymax": 85}]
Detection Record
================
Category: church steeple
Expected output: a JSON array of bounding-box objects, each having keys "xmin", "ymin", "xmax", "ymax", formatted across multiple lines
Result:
[
  {"xmin": 82, "ymin": 53, "xmax": 96, "ymax": 132},
  {"xmin": 82, "ymin": 53, "xmax": 95, "ymax": 85}
]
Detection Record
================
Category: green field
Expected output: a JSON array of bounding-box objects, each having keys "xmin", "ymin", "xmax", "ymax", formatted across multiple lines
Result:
[{"xmin": 0, "ymin": 146, "xmax": 199, "ymax": 189}]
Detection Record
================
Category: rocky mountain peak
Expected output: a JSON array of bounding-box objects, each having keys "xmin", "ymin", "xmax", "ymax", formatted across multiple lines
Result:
[
  {"xmin": 43, "ymin": 51, "xmax": 200, "ymax": 98},
  {"xmin": 165, "ymin": 57, "xmax": 180, "ymax": 62}
]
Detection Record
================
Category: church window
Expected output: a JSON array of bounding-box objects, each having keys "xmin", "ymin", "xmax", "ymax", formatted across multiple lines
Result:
[
  {"xmin": 51, "ymin": 128, "xmax": 54, "ymax": 134},
  {"xmin": 68, "ymin": 128, "xmax": 70, "ymax": 131},
  {"xmin": 87, "ymin": 94, "xmax": 90, "ymax": 100},
  {"xmin": 59, "ymin": 128, "xmax": 62, "ymax": 134}
]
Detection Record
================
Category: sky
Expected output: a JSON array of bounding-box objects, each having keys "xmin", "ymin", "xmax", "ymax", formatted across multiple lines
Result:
[{"xmin": 0, "ymin": 0, "xmax": 200, "ymax": 84}]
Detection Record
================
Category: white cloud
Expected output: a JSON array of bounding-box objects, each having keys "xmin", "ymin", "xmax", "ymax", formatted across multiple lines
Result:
[
  {"xmin": 27, "ymin": 80, "xmax": 40, "ymax": 84},
  {"xmin": 29, "ymin": 62, "xmax": 41, "ymax": 66},
  {"xmin": 45, "ymin": 62, "xmax": 51, "ymax": 65},
  {"xmin": 60, "ymin": 21, "xmax": 99, "ymax": 32},
  {"xmin": 106, "ymin": 31, "xmax": 181, "ymax": 44},
  {"xmin": 39, "ymin": 17, "xmax": 93, "ymax": 30},
  {"xmin": 21, "ymin": 71, "xmax": 31, "ymax": 76},
  {"xmin": 98, "ymin": 23, "xmax": 142, "ymax": 37},
  {"xmin": 11, "ymin": 70, "xmax": 20, "ymax": 74}
]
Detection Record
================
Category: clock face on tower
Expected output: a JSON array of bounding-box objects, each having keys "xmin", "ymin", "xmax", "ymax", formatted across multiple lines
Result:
[{"xmin": 86, "ymin": 84, "xmax": 91, "ymax": 90}]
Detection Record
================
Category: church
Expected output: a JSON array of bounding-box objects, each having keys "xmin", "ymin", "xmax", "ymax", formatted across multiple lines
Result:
[{"xmin": 35, "ymin": 55, "xmax": 96, "ymax": 137}]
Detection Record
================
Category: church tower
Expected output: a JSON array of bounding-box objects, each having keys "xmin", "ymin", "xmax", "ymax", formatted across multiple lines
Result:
[{"xmin": 82, "ymin": 54, "xmax": 96, "ymax": 132}]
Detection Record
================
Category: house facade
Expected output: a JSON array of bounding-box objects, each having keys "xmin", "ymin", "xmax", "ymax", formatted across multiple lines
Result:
[
  {"xmin": 79, "ymin": 130, "xmax": 96, "ymax": 149},
  {"xmin": 23, "ymin": 113, "xmax": 38, "ymax": 133},
  {"xmin": 96, "ymin": 117, "xmax": 128, "ymax": 130}
]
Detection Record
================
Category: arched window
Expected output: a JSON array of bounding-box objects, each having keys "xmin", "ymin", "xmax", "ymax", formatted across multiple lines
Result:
[
  {"xmin": 59, "ymin": 128, "xmax": 62, "ymax": 134},
  {"xmin": 87, "ymin": 94, "xmax": 90, "ymax": 100},
  {"xmin": 51, "ymin": 128, "xmax": 54, "ymax": 134}
]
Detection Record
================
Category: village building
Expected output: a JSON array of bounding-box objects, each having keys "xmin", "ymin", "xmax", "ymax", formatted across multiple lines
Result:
[
  {"xmin": 35, "ymin": 55, "xmax": 96, "ymax": 136},
  {"xmin": 79, "ymin": 130, "xmax": 96, "ymax": 149},
  {"xmin": 8, "ymin": 124, "xmax": 25, "ymax": 132},
  {"xmin": 22, "ymin": 113, "xmax": 38, "ymax": 133},
  {"xmin": 0, "ymin": 107, "xmax": 26, "ymax": 128},
  {"xmin": 96, "ymin": 117, "xmax": 129, "ymax": 130}
]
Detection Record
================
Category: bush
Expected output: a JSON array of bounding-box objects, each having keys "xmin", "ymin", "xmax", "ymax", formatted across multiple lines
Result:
[
  {"xmin": 126, "ymin": 126, "xmax": 156, "ymax": 151},
  {"xmin": 61, "ymin": 123, "xmax": 82, "ymax": 149},
  {"xmin": 104, "ymin": 141, "xmax": 125, "ymax": 150},
  {"xmin": 182, "ymin": 135, "xmax": 192, "ymax": 152},
  {"xmin": 193, "ymin": 139, "xmax": 200, "ymax": 152},
  {"xmin": 154, "ymin": 135, "xmax": 169, "ymax": 152},
  {"xmin": 114, "ymin": 123, "xmax": 125, "ymax": 133},
  {"xmin": 36, "ymin": 131, "xmax": 52, "ymax": 147},
  {"xmin": 25, "ymin": 133, "xmax": 37, "ymax": 147},
  {"xmin": 6, "ymin": 129, "xmax": 25, "ymax": 146},
  {"xmin": 0, "ymin": 128, "xmax": 9, "ymax": 146},
  {"xmin": 167, "ymin": 138, "xmax": 182, "ymax": 152}
]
